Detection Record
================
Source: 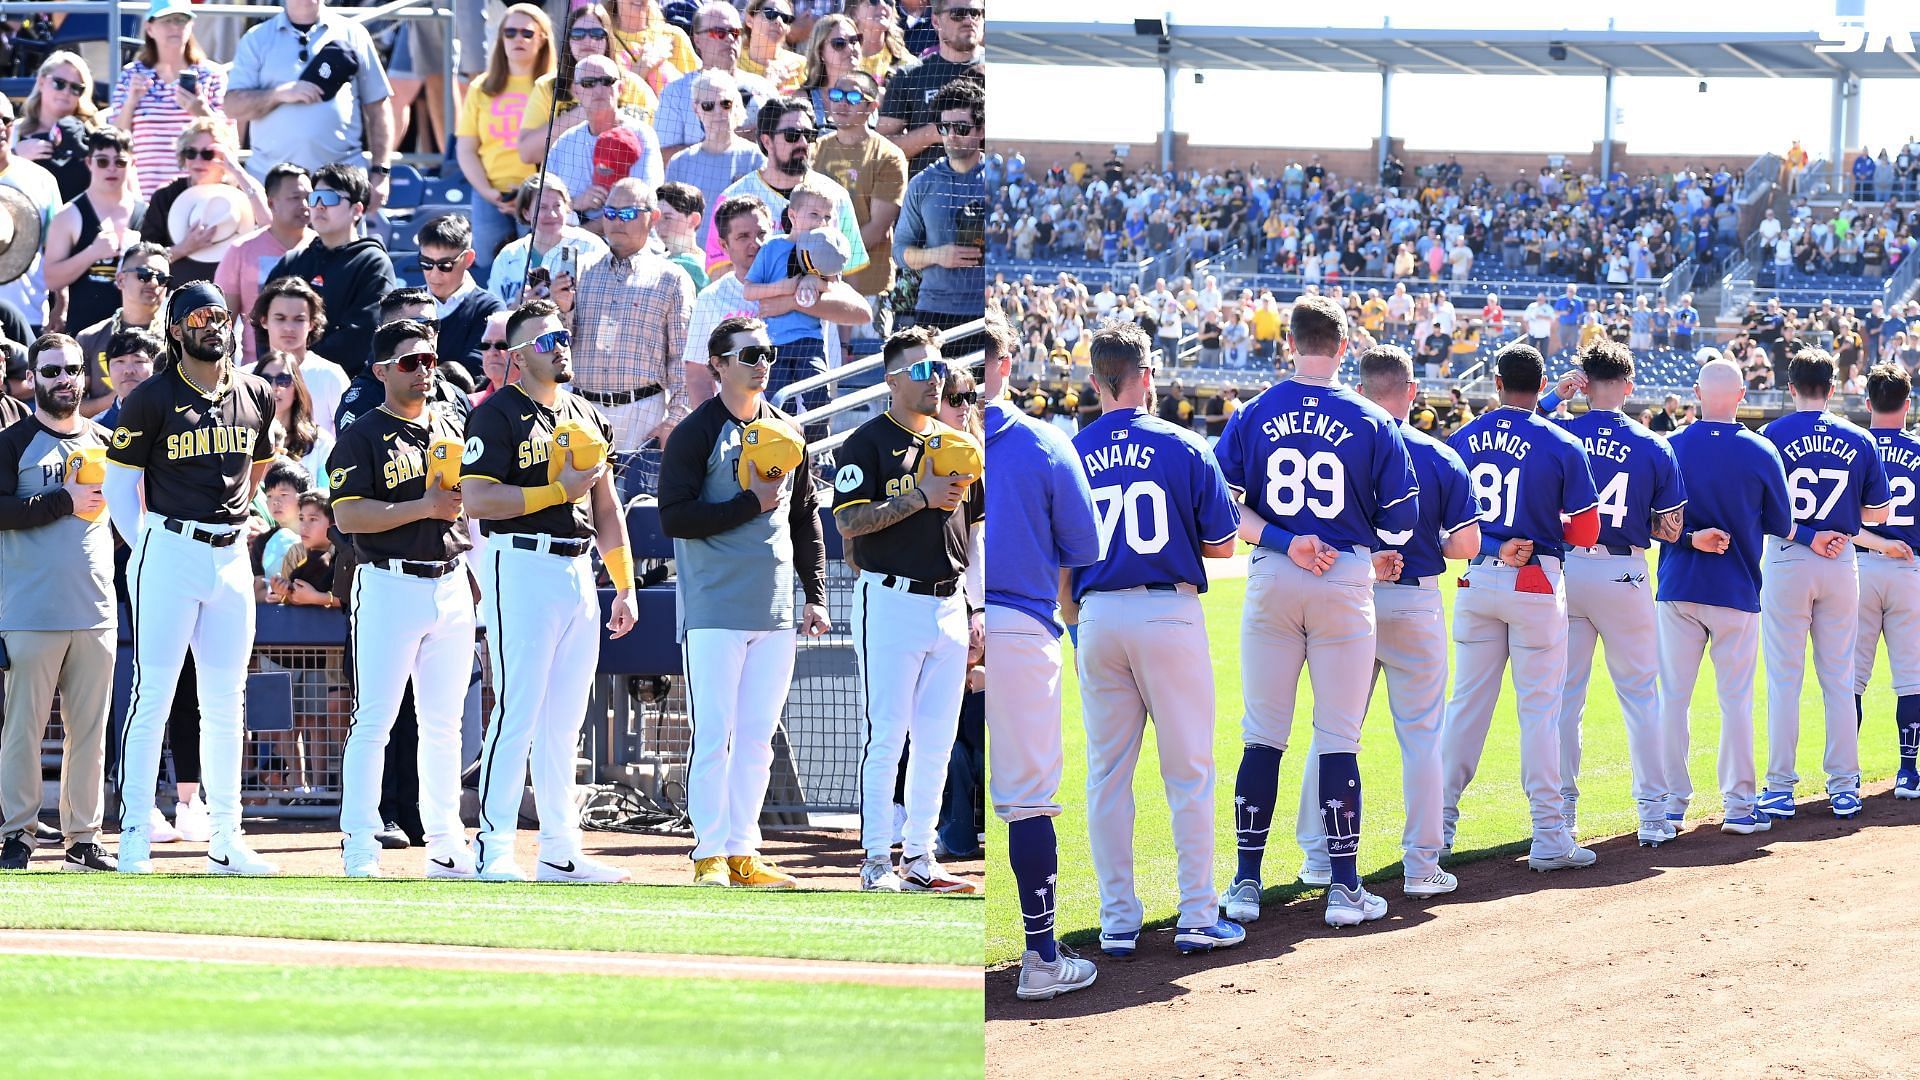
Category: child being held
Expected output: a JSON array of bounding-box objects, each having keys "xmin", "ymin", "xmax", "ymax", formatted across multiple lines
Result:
[{"xmin": 739, "ymin": 179, "xmax": 850, "ymax": 414}]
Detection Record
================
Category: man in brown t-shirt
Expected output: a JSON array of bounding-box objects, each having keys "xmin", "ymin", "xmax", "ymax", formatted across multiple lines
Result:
[{"xmin": 812, "ymin": 71, "xmax": 907, "ymax": 340}]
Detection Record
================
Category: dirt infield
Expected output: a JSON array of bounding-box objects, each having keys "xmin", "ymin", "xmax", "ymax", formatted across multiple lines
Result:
[
  {"xmin": 101, "ymin": 823, "xmax": 984, "ymax": 889},
  {"xmin": 986, "ymin": 779, "xmax": 1920, "ymax": 1077},
  {"xmin": 0, "ymin": 929, "xmax": 981, "ymax": 989}
]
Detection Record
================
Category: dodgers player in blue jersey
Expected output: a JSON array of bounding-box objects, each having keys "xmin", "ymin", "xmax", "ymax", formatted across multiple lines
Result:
[
  {"xmin": 1214, "ymin": 295, "xmax": 1419, "ymax": 928},
  {"xmin": 1853, "ymin": 364, "xmax": 1920, "ymax": 801},
  {"xmin": 1548, "ymin": 341, "xmax": 1688, "ymax": 847},
  {"xmin": 980, "ymin": 315, "xmax": 1103, "ymax": 1002},
  {"xmin": 1293, "ymin": 345, "xmax": 1478, "ymax": 900},
  {"xmin": 1067, "ymin": 322, "xmax": 1244, "ymax": 958},
  {"xmin": 1656, "ymin": 357, "xmax": 1792, "ymax": 834},
  {"xmin": 1758, "ymin": 347, "xmax": 1889, "ymax": 821},
  {"xmin": 1440, "ymin": 343, "xmax": 1601, "ymax": 873}
]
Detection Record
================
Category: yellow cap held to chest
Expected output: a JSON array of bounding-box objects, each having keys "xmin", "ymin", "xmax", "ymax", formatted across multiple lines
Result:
[
  {"xmin": 66, "ymin": 446, "xmax": 106, "ymax": 521},
  {"xmin": 547, "ymin": 417, "xmax": 607, "ymax": 483},
  {"xmin": 425, "ymin": 437, "xmax": 463, "ymax": 490}
]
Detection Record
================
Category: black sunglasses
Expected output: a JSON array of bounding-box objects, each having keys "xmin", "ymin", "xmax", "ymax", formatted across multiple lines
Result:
[
  {"xmin": 826, "ymin": 36, "xmax": 855, "ymax": 51},
  {"xmin": 698, "ymin": 98, "xmax": 739, "ymax": 112},
  {"xmin": 296, "ymin": 29, "xmax": 308, "ymax": 63},
  {"xmin": 128, "ymin": 266, "xmax": 171, "ymax": 285},
  {"xmin": 37, "ymin": 363, "xmax": 85, "ymax": 379},
  {"xmin": 267, "ymin": 372, "xmax": 296, "ymax": 388},
  {"xmin": 181, "ymin": 147, "xmax": 218, "ymax": 161},
  {"xmin": 500, "ymin": 26, "xmax": 541, "ymax": 39},
  {"xmin": 482, "ymin": 339, "xmax": 511, "ymax": 352},
  {"xmin": 576, "ymin": 75, "xmax": 616, "ymax": 89},
  {"xmin": 777, "ymin": 128, "xmax": 821, "ymax": 144},
  {"xmin": 939, "ymin": 6, "xmax": 984, "ymax": 19},
  {"xmin": 757, "ymin": 8, "xmax": 794, "ymax": 24},
  {"xmin": 418, "ymin": 254, "xmax": 467, "ymax": 272},
  {"xmin": 48, "ymin": 75, "xmax": 86, "ymax": 94},
  {"xmin": 568, "ymin": 26, "xmax": 608, "ymax": 40},
  {"xmin": 946, "ymin": 390, "xmax": 979, "ymax": 407},
  {"xmin": 378, "ymin": 350, "xmax": 439, "ymax": 372},
  {"xmin": 936, "ymin": 121, "xmax": 977, "ymax": 136}
]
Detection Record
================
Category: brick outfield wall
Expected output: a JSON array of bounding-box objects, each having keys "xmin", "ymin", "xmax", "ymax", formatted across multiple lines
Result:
[{"xmin": 991, "ymin": 134, "xmax": 1758, "ymax": 184}]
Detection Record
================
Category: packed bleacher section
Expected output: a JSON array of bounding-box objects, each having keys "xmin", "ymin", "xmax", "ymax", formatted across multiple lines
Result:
[{"xmin": 0, "ymin": 0, "xmax": 985, "ymax": 833}]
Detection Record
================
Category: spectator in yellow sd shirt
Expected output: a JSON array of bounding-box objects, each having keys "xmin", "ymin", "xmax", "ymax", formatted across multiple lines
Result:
[
  {"xmin": 1251, "ymin": 294, "xmax": 1282, "ymax": 360},
  {"xmin": 1360, "ymin": 288, "xmax": 1388, "ymax": 336},
  {"xmin": 455, "ymin": 3, "xmax": 554, "ymax": 279},
  {"xmin": 607, "ymin": 0, "xmax": 700, "ymax": 94}
]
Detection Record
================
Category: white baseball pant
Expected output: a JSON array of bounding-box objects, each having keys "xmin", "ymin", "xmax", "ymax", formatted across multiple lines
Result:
[
  {"xmin": 339, "ymin": 564, "xmax": 476, "ymax": 860},
  {"xmin": 1656, "ymin": 600, "xmax": 1760, "ymax": 820},
  {"xmin": 1078, "ymin": 587, "xmax": 1218, "ymax": 933},
  {"xmin": 1558, "ymin": 548, "xmax": 1669, "ymax": 827},
  {"xmin": 1298, "ymin": 577, "xmax": 1448, "ymax": 880},
  {"xmin": 1762, "ymin": 543, "xmax": 1862, "ymax": 795},
  {"xmin": 473, "ymin": 539, "xmax": 601, "ymax": 866},
  {"xmin": 683, "ymin": 627, "xmax": 797, "ymax": 861},
  {"xmin": 118, "ymin": 513, "xmax": 256, "ymax": 844},
  {"xmin": 1239, "ymin": 548, "xmax": 1376, "ymax": 756},
  {"xmin": 1440, "ymin": 558, "xmax": 1575, "ymax": 860},
  {"xmin": 855, "ymin": 573, "xmax": 967, "ymax": 861},
  {"xmin": 1854, "ymin": 552, "xmax": 1920, "ymax": 696}
]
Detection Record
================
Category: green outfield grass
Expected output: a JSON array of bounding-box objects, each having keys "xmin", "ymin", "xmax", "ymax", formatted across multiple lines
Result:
[
  {"xmin": 986, "ymin": 573, "xmax": 1911, "ymax": 964},
  {"xmin": 0, "ymin": 955, "xmax": 982, "ymax": 1079},
  {"xmin": 0, "ymin": 878, "xmax": 980, "ymax": 967}
]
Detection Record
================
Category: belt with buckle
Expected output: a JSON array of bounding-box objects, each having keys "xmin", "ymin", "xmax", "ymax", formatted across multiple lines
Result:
[
  {"xmin": 578, "ymin": 384, "xmax": 663, "ymax": 407},
  {"xmin": 373, "ymin": 557, "xmax": 463, "ymax": 579},
  {"xmin": 880, "ymin": 574, "xmax": 959, "ymax": 597},
  {"xmin": 510, "ymin": 534, "xmax": 592, "ymax": 558},
  {"xmin": 162, "ymin": 517, "xmax": 240, "ymax": 548}
]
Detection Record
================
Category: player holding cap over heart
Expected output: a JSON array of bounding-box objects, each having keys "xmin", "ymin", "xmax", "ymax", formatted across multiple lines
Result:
[{"xmin": 657, "ymin": 315, "xmax": 832, "ymax": 889}]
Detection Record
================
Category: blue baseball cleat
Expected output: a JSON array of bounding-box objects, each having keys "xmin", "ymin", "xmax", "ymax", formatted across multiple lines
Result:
[
  {"xmin": 1758, "ymin": 789, "xmax": 1796, "ymax": 819},
  {"xmin": 1098, "ymin": 929, "xmax": 1140, "ymax": 958},
  {"xmin": 1721, "ymin": 811, "xmax": 1772, "ymax": 835},
  {"xmin": 1896, "ymin": 769, "xmax": 1920, "ymax": 800},
  {"xmin": 1174, "ymin": 918, "xmax": 1246, "ymax": 955},
  {"xmin": 1831, "ymin": 791, "xmax": 1863, "ymax": 819}
]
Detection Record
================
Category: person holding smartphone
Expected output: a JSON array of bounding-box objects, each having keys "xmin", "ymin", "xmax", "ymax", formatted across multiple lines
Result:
[{"xmin": 109, "ymin": 0, "xmax": 228, "ymax": 200}]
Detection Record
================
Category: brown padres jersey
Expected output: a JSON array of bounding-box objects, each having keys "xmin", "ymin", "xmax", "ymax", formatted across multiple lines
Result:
[
  {"xmin": 105, "ymin": 363, "xmax": 276, "ymax": 525},
  {"xmin": 830, "ymin": 413, "xmax": 982, "ymax": 583},
  {"xmin": 460, "ymin": 383, "xmax": 613, "ymax": 539},
  {"xmin": 325, "ymin": 403, "xmax": 475, "ymax": 563}
]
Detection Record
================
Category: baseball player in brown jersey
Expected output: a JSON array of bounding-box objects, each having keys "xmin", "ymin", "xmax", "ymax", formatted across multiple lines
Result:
[
  {"xmin": 459, "ymin": 299, "xmax": 639, "ymax": 883},
  {"xmin": 327, "ymin": 319, "xmax": 477, "ymax": 878},
  {"xmin": 103, "ymin": 281, "xmax": 279, "ymax": 875}
]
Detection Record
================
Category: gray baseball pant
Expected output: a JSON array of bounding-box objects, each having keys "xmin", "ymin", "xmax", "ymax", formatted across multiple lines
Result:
[
  {"xmin": 1762, "ymin": 543, "xmax": 1863, "ymax": 795},
  {"xmin": 1239, "ymin": 548, "xmax": 1376, "ymax": 757},
  {"xmin": 1078, "ymin": 587, "xmax": 1218, "ymax": 932},
  {"xmin": 1854, "ymin": 552, "xmax": 1920, "ymax": 696},
  {"xmin": 1656, "ymin": 600, "xmax": 1760, "ymax": 819},
  {"xmin": 1557, "ymin": 548, "xmax": 1669, "ymax": 827}
]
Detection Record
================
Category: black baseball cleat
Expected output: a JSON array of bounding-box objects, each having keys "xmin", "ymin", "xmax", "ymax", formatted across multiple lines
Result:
[
  {"xmin": 33, "ymin": 821, "xmax": 60, "ymax": 845},
  {"xmin": 62, "ymin": 843, "xmax": 118, "ymax": 873},
  {"xmin": 375, "ymin": 822, "xmax": 411, "ymax": 850},
  {"xmin": 0, "ymin": 832, "xmax": 29, "ymax": 870}
]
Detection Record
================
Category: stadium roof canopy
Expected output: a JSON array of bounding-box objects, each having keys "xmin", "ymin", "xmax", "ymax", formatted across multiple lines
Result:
[{"xmin": 993, "ymin": 22, "xmax": 1920, "ymax": 81}]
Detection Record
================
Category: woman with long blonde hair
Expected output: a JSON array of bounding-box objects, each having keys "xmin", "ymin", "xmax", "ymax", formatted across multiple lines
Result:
[
  {"xmin": 739, "ymin": 0, "xmax": 806, "ymax": 92},
  {"xmin": 136, "ymin": 117, "xmax": 271, "ymax": 285},
  {"xmin": 14, "ymin": 51, "xmax": 101, "ymax": 202},
  {"xmin": 454, "ymin": 2, "xmax": 555, "ymax": 278},
  {"xmin": 798, "ymin": 13, "xmax": 862, "ymax": 121},
  {"xmin": 515, "ymin": 2, "xmax": 658, "ymax": 165},
  {"xmin": 846, "ymin": 0, "xmax": 908, "ymax": 84}
]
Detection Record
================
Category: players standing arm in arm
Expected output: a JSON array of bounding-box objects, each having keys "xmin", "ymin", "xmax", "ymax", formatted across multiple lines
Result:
[
  {"xmin": 1214, "ymin": 407, "xmax": 1338, "ymax": 573},
  {"xmin": 1193, "ymin": 440, "xmax": 1241, "ymax": 560},
  {"xmin": 587, "ymin": 452, "xmax": 639, "ymax": 640},
  {"xmin": 1559, "ymin": 445, "xmax": 1602, "ymax": 549},
  {"xmin": 789, "ymin": 451, "xmax": 831, "ymax": 635}
]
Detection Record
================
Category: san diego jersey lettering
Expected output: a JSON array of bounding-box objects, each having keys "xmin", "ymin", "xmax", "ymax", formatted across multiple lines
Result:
[{"xmin": 105, "ymin": 364, "xmax": 276, "ymax": 525}]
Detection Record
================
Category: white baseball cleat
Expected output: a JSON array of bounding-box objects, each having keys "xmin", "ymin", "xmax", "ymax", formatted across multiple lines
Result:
[
  {"xmin": 1637, "ymin": 819, "xmax": 1676, "ymax": 847},
  {"xmin": 1297, "ymin": 865, "xmax": 1333, "ymax": 888},
  {"xmin": 860, "ymin": 857, "xmax": 903, "ymax": 892},
  {"xmin": 477, "ymin": 856, "xmax": 527, "ymax": 882},
  {"xmin": 1527, "ymin": 845, "xmax": 1598, "ymax": 872},
  {"xmin": 174, "ymin": 799, "xmax": 211, "ymax": 844},
  {"xmin": 343, "ymin": 851, "xmax": 382, "ymax": 878},
  {"xmin": 147, "ymin": 806, "xmax": 182, "ymax": 844},
  {"xmin": 425, "ymin": 850, "xmax": 477, "ymax": 879},
  {"xmin": 1403, "ymin": 869, "xmax": 1458, "ymax": 898},
  {"xmin": 207, "ymin": 838, "xmax": 278, "ymax": 876},
  {"xmin": 1223, "ymin": 877, "xmax": 1261, "ymax": 923},
  {"xmin": 117, "ymin": 824, "xmax": 153, "ymax": 875},
  {"xmin": 535, "ymin": 855, "xmax": 630, "ymax": 884},
  {"xmin": 1324, "ymin": 883, "xmax": 1388, "ymax": 926},
  {"xmin": 1015, "ymin": 945, "xmax": 1097, "ymax": 1001}
]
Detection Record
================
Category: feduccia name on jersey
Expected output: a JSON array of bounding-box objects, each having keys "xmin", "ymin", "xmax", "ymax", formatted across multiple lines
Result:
[
  {"xmin": 1780, "ymin": 433, "xmax": 1859, "ymax": 465},
  {"xmin": 1465, "ymin": 427, "xmax": 1531, "ymax": 460},
  {"xmin": 1082, "ymin": 440, "xmax": 1156, "ymax": 478},
  {"xmin": 1261, "ymin": 412, "xmax": 1353, "ymax": 447}
]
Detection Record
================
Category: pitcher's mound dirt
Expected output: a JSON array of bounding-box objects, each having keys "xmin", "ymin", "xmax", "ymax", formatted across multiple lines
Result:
[{"xmin": 987, "ymin": 780, "xmax": 1920, "ymax": 1078}]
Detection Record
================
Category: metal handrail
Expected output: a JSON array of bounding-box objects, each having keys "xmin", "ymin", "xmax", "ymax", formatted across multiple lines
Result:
[{"xmin": 771, "ymin": 318, "xmax": 985, "ymax": 409}]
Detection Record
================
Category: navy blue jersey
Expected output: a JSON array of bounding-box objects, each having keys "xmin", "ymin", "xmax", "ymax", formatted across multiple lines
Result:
[
  {"xmin": 1657, "ymin": 421, "xmax": 1792, "ymax": 613},
  {"xmin": 1866, "ymin": 426, "xmax": 1920, "ymax": 550},
  {"xmin": 1555, "ymin": 408, "xmax": 1686, "ymax": 550},
  {"xmin": 1215, "ymin": 378, "xmax": 1418, "ymax": 552},
  {"xmin": 1448, "ymin": 405, "xmax": 1599, "ymax": 559},
  {"xmin": 1762, "ymin": 409, "xmax": 1890, "ymax": 535},
  {"xmin": 1393, "ymin": 421, "xmax": 1478, "ymax": 581},
  {"xmin": 1070, "ymin": 408, "xmax": 1239, "ymax": 600}
]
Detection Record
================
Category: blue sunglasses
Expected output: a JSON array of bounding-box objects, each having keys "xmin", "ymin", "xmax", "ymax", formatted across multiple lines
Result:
[
  {"xmin": 510, "ymin": 329, "xmax": 571, "ymax": 354},
  {"xmin": 901, "ymin": 359, "xmax": 949, "ymax": 382},
  {"xmin": 827, "ymin": 87, "xmax": 868, "ymax": 106},
  {"xmin": 602, "ymin": 206, "xmax": 648, "ymax": 221}
]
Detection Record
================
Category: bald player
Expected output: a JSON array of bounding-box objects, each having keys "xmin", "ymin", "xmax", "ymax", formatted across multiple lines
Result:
[
  {"xmin": 1657, "ymin": 357, "xmax": 1792, "ymax": 834},
  {"xmin": 1216, "ymin": 294, "xmax": 1418, "ymax": 928},
  {"xmin": 1294, "ymin": 344, "xmax": 1477, "ymax": 899},
  {"xmin": 1548, "ymin": 341, "xmax": 1687, "ymax": 846},
  {"xmin": 1758, "ymin": 347, "xmax": 1889, "ymax": 821},
  {"xmin": 1440, "ymin": 342, "xmax": 1600, "ymax": 874},
  {"xmin": 1853, "ymin": 363, "xmax": 1920, "ymax": 801},
  {"xmin": 1069, "ymin": 321, "xmax": 1244, "ymax": 957}
]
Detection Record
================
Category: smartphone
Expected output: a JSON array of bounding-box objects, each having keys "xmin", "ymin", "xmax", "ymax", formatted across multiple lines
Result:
[
  {"xmin": 178, "ymin": 71, "xmax": 198, "ymax": 94},
  {"xmin": 551, "ymin": 246, "xmax": 577, "ymax": 282},
  {"xmin": 525, "ymin": 266, "xmax": 552, "ymax": 301}
]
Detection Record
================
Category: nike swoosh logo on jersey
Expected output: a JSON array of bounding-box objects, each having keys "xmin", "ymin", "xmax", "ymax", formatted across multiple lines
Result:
[
  {"xmin": 522, "ymin": 414, "xmax": 534, "ymax": 421},
  {"xmin": 175, "ymin": 404, "xmax": 192, "ymax": 413},
  {"xmin": 892, "ymin": 448, "xmax": 908, "ymax": 456},
  {"xmin": 383, "ymin": 432, "xmax": 397, "ymax": 442},
  {"xmin": 543, "ymin": 860, "xmax": 576, "ymax": 873}
]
